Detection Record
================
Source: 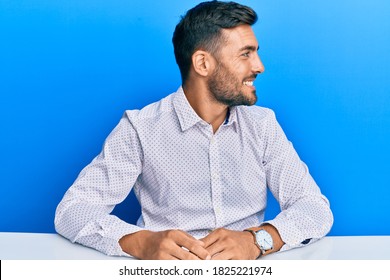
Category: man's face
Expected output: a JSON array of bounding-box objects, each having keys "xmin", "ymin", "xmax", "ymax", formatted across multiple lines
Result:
[{"xmin": 207, "ymin": 25, "xmax": 264, "ymax": 107}]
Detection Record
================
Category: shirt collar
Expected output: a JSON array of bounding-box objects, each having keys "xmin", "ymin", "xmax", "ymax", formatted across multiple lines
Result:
[
  {"xmin": 173, "ymin": 87, "xmax": 205, "ymax": 132},
  {"xmin": 224, "ymin": 106, "xmax": 238, "ymax": 133},
  {"xmin": 173, "ymin": 86, "xmax": 238, "ymax": 132}
]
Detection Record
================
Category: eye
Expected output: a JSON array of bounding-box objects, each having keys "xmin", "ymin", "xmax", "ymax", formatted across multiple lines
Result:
[{"xmin": 242, "ymin": 52, "xmax": 250, "ymax": 58}]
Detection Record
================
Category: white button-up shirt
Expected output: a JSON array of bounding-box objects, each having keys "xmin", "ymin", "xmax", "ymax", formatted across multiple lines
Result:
[{"xmin": 55, "ymin": 87, "xmax": 333, "ymax": 256}]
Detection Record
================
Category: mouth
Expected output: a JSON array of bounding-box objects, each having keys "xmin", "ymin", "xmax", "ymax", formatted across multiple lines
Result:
[
  {"xmin": 242, "ymin": 75, "xmax": 257, "ymax": 88},
  {"xmin": 243, "ymin": 80, "xmax": 254, "ymax": 87}
]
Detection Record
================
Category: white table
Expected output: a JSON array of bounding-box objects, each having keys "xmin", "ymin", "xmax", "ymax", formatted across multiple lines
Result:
[{"xmin": 1, "ymin": 232, "xmax": 389, "ymax": 260}]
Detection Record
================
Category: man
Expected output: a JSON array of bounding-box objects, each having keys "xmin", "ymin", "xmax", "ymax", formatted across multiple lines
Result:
[{"xmin": 55, "ymin": 1, "xmax": 333, "ymax": 260}]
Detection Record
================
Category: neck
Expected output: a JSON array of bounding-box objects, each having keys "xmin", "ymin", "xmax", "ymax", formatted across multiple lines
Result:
[{"xmin": 183, "ymin": 81, "xmax": 228, "ymax": 133}]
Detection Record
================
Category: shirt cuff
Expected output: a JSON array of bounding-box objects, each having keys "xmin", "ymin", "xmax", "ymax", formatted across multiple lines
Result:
[
  {"xmin": 262, "ymin": 215, "xmax": 315, "ymax": 251},
  {"xmin": 94, "ymin": 216, "xmax": 145, "ymax": 257}
]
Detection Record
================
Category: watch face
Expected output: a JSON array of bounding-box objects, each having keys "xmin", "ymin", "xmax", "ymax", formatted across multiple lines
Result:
[{"xmin": 255, "ymin": 230, "xmax": 273, "ymax": 251}]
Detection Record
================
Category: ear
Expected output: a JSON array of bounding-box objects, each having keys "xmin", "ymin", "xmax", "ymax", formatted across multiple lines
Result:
[{"xmin": 191, "ymin": 50, "xmax": 213, "ymax": 77}]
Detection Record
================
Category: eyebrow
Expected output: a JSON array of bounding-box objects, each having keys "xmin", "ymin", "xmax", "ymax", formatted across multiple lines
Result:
[{"xmin": 238, "ymin": 45, "xmax": 259, "ymax": 52}]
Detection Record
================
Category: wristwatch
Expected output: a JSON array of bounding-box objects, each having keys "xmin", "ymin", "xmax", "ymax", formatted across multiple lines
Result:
[{"xmin": 245, "ymin": 229, "xmax": 274, "ymax": 257}]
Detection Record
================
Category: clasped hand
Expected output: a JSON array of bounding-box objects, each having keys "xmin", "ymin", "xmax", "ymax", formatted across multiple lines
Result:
[{"xmin": 125, "ymin": 228, "xmax": 260, "ymax": 260}]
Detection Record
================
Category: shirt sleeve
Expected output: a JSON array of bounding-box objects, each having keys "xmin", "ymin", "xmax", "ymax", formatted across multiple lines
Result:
[
  {"xmin": 54, "ymin": 112, "xmax": 143, "ymax": 256},
  {"xmin": 261, "ymin": 110, "xmax": 334, "ymax": 251}
]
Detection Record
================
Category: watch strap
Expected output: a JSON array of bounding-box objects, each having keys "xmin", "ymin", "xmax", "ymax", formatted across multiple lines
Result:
[{"xmin": 244, "ymin": 229, "xmax": 263, "ymax": 258}]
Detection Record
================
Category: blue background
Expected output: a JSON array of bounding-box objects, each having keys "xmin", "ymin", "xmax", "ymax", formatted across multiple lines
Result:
[{"xmin": 1, "ymin": 0, "xmax": 389, "ymax": 236}]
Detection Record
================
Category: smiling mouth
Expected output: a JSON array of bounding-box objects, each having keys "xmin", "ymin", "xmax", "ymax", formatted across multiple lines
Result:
[
  {"xmin": 243, "ymin": 80, "xmax": 254, "ymax": 87},
  {"xmin": 243, "ymin": 74, "xmax": 257, "ymax": 87}
]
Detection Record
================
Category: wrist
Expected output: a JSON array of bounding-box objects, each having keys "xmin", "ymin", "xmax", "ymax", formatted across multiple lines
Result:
[
  {"xmin": 244, "ymin": 227, "xmax": 274, "ymax": 257},
  {"xmin": 119, "ymin": 230, "xmax": 152, "ymax": 258},
  {"xmin": 244, "ymin": 230, "xmax": 262, "ymax": 259},
  {"xmin": 245, "ymin": 224, "xmax": 285, "ymax": 255}
]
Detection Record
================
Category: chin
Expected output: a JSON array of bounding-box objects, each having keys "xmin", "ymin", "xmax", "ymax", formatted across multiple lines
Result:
[{"xmin": 246, "ymin": 91, "xmax": 257, "ymax": 106}]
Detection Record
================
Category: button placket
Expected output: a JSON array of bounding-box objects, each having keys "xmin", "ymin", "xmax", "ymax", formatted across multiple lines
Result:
[{"xmin": 209, "ymin": 134, "xmax": 223, "ymax": 228}]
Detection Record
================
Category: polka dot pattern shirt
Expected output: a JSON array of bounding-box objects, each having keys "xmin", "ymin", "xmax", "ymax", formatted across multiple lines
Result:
[{"xmin": 55, "ymin": 87, "xmax": 333, "ymax": 256}]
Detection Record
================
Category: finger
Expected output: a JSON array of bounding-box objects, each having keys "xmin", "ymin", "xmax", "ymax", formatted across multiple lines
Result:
[
  {"xmin": 163, "ymin": 254, "xmax": 180, "ymax": 260},
  {"xmin": 173, "ymin": 230, "xmax": 201, "ymax": 243},
  {"xmin": 187, "ymin": 245, "xmax": 211, "ymax": 260},
  {"xmin": 155, "ymin": 236, "xmax": 200, "ymax": 260},
  {"xmin": 152, "ymin": 248, "xmax": 180, "ymax": 260},
  {"xmin": 169, "ymin": 230, "xmax": 210, "ymax": 260},
  {"xmin": 176, "ymin": 234, "xmax": 210, "ymax": 260},
  {"xmin": 171, "ymin": 247, "xmax": 202, "ymax": 260},
  {"xmin": 211, "ymin": 251, "xmax": 233, "ymax": 260},
  {"xmin": 200, "ymin": 230, "xmax": 220, "ymax": 248},
  {"xmin": 204, "ymin": 239, "xmax": 226, "ymax": 257}
]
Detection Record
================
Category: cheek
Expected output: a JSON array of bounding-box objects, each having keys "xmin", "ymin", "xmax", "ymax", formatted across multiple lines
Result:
[
  {"xmin": 230, "ymin": 59, "xmax": 244, "ymax": 71},
  {"xmin": 231, "ymin": 62, "xmax": 249, "ymax": 79}
]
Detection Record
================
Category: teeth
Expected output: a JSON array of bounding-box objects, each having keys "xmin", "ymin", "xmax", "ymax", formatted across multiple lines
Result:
[{"xmin": 243, "ymin": 81, "xmax": 254, "ymax": 86}]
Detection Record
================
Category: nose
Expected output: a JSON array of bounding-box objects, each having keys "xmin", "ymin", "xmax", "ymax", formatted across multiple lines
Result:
[{"xmin": 252, "ymin": 53, "xmax": 265, "ymax": 74}]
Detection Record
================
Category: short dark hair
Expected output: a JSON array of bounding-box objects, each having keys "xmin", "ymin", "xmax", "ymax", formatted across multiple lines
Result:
[{"xmin": 172, "ymin": 1, "xmax": 257, "ymax": 83}]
